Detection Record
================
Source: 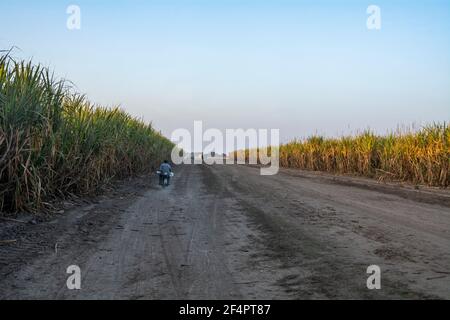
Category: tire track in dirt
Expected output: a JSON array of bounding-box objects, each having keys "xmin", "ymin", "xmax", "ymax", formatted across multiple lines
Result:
[{"xmin": 1, "ymin": 164, "xmax": 449, "ymax": 299}]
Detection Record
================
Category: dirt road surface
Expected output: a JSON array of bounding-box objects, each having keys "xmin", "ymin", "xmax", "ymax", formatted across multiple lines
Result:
[{"xmin": 1, "ymin": 165, "xmax": 449, "ymax": 299}]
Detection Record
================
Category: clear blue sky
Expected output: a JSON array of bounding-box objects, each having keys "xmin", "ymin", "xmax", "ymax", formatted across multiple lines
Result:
[{"xmin": 1, "ymin": 0, "xmax": 449, "ymax": 146}]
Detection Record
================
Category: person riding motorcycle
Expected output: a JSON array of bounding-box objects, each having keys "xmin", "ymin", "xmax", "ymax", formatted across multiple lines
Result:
[{"xmin": 159, "ymin": 160, "xmax": 173, "ymax": 186}]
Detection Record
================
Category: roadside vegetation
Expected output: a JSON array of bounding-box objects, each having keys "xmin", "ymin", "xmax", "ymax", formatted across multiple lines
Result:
[
  {"xmin": 0, "ymin": 54, "xmax": 173, "ymax": 213},
  {"xmin": 236, "ymin": 124, "xmax": 449, "ymax": 188},
  {"xmin": 279, "ymin": 124, "xmax": 449, "ymax": 187}
]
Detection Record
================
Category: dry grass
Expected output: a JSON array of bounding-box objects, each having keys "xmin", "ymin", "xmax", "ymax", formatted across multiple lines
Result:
[
  {"xmin": 0, "ymin": 54, "xmax": 173, "ymax": 212},
  {"xmin": 279, "ymin": 125, "xmax": 449, "ymax": 187},
  {"xmin": 235, "ymin": 125, "xmax": 449, "ymax": 187}
]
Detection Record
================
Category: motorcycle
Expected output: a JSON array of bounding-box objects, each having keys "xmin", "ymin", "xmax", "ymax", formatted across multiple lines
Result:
[{"xmin": 157, "ymin": 170, "xmax": 174, "ymax": 187}]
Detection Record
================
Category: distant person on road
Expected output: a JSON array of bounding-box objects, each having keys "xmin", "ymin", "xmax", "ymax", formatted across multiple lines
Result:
[{"xmin": 159, "ymin": 160, "xmax": 172, "ymax": 186}]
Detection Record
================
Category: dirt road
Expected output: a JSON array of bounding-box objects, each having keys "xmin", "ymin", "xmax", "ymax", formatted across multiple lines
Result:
[{"xmin": 1, "ymin": 164, "xmax": 449, "ymax": 299}]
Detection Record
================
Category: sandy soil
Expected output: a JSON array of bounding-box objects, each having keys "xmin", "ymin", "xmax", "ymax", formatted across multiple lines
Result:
[{"xmin": 0, "ymin": 164, "xmax": 449, "ymax": 299}]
